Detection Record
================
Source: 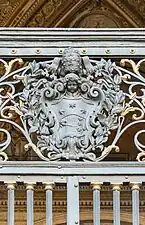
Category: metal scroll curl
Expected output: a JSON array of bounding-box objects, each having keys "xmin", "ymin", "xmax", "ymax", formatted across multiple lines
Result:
[{"xmin": 0, "ymin": 49, "xmax": 145, "ymax": 162}]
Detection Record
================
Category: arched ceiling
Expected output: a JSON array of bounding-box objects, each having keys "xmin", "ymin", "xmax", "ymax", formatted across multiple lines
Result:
[{"xmin": 0, "ymin": 0, "xmax": 145, "ymax": 28}]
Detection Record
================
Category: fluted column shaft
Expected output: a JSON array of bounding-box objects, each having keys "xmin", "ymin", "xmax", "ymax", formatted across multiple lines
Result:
[
  {"xmin": 93, "ymin": 184, "xmax": 101, "ymax": 225},
  {"xmin": 132, "ymin": 183, "xmax": 140, "ymax": 225},
  {"xmin": 7, "ymin": 183, "xmax": 15, "ymax": 225},
  {"xmin": 26, "ymin": 184, "xmax": 34, "ymax": 225},
  {"xmin": 113, "ymin": 184, "xmax": 121, "ymax": 225},
  {"xmin": 45, "ymin": 184, "xmax": 53, "ymax": 225}
]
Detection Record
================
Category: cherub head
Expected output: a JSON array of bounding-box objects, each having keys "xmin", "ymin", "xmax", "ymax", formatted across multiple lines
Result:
[{"xmin": 65, "ymin": 73, "xmax": 80, "ymax": 94}]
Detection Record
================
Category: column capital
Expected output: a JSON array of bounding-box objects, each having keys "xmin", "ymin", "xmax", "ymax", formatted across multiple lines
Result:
[
  {"xmin": 92, "ymin": 183, "xmax": 102, "ymax": 190},
  {"xmin": 112, "ymin": 183, "xmax": 122, "ymax": 191},
  {"xmin": 26, "ymin": 183, "xmax": 34, "ymax": 190},
  {"xmin": 45, "ymin": 183, "xmax": 54, "ymax": 191},
  {"xmin": 131, "ymin": 183, "xmax": 141, "ymax": 191},
  {"xmin": 7, "ymin": 183, "xmax": 15, "ymax": 190}
]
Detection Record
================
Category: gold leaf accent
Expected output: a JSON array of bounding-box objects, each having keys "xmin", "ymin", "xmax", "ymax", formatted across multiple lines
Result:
[
  {"xmin": 121, "ymin": 75, "xmax": 128, "ymax": 81},
  {"xmin": 19, "ymin": 99, "xmax": 24, "ymax": 107},
  {"xmin": 24, "ymin": 143, "xmax": 49, "ymax": 161},
  {"xmin": 120, "ymin": 59, "xmax": 145, "ymax": 76},
  {"xmin": 1, "ymin": 106, "xmax": 23, "ymax": 119},
  {"xmin": 121, "ymin": 106, "xmax": 144, "ymax": 120},
  {"xmin": 0, "ymin": 59, "xmax": 8, "ymax": 74},
  {"xmin": 101, "ymin": 145, "xmax": 119, "ymax": 156},
  {"xmin": 132, "ymin": 107, "xmax": 144, "ymax": 120},
  {"xmin": 13, "ymin": 74, "xmax": 24, "ymax": 80},
  {"xmin": 136, "ymin": 152, "xmax": 145, "ymax": 162},
  {"xmin": 5, "ymin": 58, "xmax": 24, "ymax": 75}
]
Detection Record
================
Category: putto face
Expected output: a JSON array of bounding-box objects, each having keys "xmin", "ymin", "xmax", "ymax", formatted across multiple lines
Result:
[{"xmin": 66, "ymin": 79, "xmax": 78, "ymax": 93}]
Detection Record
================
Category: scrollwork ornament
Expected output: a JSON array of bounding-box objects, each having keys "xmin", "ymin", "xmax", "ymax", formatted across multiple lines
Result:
[
  {"xmin": 1, "ymin": 50, "xmax": 145, "ymax": 162},
  {"xmin": 19, "ymin": 48, "xmax": 125, "ymax": 161},
  {"xmin": 0, "ymin": 128, "xmax": 10, "ymax": 161},
  {"xmin": 110, "ymin": 59, "xmax": 145, "ymax": 162},
  {"xmin": 0, "ymin": 58, "xmax": 29, "ymax": 161},
  {"xmin": 135, "ymin": 130, "xmax": 145, "ymax": 162}
]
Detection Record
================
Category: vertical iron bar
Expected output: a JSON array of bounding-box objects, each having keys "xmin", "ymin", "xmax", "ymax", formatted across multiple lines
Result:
[
  {"xmin": 7, "ymin": 183, "xmax": 15, "ymax": 225},
  {"xmin": 26, "ymin": 184, "xmax": 34, "ymax": 225},
  {"xmin": 93, "ymin": 184, "xmax": 101, "ymax": 225},
  {"xmin": 45, "ymin": 184, "xmax": 53, "ymax": 225},
  {"xmin": 113, "ymin": 184, "xmax": 121, "ymax": 225},
  {"xmin": 67, "ymin": 176, "xmax": 79, "ymax": 225},
  {"xmin": 132, "ymin": 183, "xmax": 140, "ymax": 225}
]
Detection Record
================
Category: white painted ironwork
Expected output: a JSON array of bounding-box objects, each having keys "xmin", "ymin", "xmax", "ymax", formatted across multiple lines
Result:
[
  {"xmin": 0, "ymin": 29, "xmax": 145, "ymax": 225},
  {"xmin": 67, "ymin": 176, "xmax": 79, "ymax": 225},
  {"xmin": 1, "ymin": 52, "xmax": 145, "ymax": 162}
]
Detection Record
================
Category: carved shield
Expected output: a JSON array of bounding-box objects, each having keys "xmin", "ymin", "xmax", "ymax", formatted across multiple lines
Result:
[{"xmin": 21, "ymin": 48, "xmax": 124, "ymax": 161}]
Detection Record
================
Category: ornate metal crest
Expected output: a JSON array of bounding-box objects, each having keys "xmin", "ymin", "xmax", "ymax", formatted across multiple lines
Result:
[
  {"xmin": 20, "ymin": 48, "xmax": 124, "ymax": 161},
  {"xmin": 0, "ymin": 48, "xmax": 145, "ymax": 162}
]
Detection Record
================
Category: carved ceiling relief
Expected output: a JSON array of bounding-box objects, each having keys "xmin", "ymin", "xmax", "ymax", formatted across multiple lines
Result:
[
  {"xmin": 26, "ymin": 0, "xmax": 135, "ymax": 28},
  {"xmin": 69, "ymin": 1, "xmax": 130, "ymax": 28},
  {"xmin": 124, "ymin": 0, "xmax": 145, "ymax": 19},
  {"xmin": 0, "ymin": 0, "xmax": 25, "ymax": 26},
  {"xmin": 27, "ymin": 0, "xmax": 63, "ymax": 27},
  {"xmin": 0, "ymin": 0, "xmax": 144, "ymax": 27}
]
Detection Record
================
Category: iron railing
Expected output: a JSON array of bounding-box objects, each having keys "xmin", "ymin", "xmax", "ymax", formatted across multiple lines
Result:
[
  {"xmin": 0, "ymin": 161, "xmax": 145, "ymax": 225},
  {"xmin": 0, "ymin": 28, "xmax": 145, "ymax": 225}
]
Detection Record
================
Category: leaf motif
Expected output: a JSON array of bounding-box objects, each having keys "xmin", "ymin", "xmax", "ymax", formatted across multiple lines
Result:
[
  {"xmin": 96, "ymin": 135, "xmax": 108, "ymax": 147},
  {"xmin": 94, "ymin": 125, "xmax": 103, "ymax": 136},
  {"xmin": 111, "ymin": 105, "xmax": 122, "ymax": 114},
  {"xmin": 104, "ymin": 59, "xmax": 111, "ymax": 71},
  {"xmin": 109, "ymin": 67, "xmax": 114, "ymax": 73},
  {"xmin": 114, "ymin": 74, "xmax": 121, "ymax": 84},
  {"xmin": 116, "ymin": 91, "xmax": 125, "ymax": 103},
  {"xmin": 31, "ymin": 60, "xmax": 40, "ymax": 72},
  {"xmin": 30, "ymin": 95, "xmax": 38, "ymax": 106},
  {"xmin": 121, "ymin": 106, "xmax": 135, "ymax": 116}
]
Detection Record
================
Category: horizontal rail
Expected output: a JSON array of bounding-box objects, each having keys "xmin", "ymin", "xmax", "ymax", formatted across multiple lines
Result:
[
  {"xmin": 0, "ymin": 161, "xmax": 145, "ymax": 174},
  {"xmin": 0, "ymin": 162, "xmax": 145, "ymax": 183},
  {"xmin": 0, "ymin": 28, "xmax": 145, "ymax": 40},
  {"xmin": 0, "ymin": 28, "xmax": 145, "ymax": 57},
  {"xmin": 0, "ymin": 47, "xmax": 144, "ymax": 57}
]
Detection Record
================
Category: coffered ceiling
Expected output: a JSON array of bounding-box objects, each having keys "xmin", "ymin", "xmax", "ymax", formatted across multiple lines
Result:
[{"xmin": 0, "ymin": 0, "xmax": 145, "ymax": 28}]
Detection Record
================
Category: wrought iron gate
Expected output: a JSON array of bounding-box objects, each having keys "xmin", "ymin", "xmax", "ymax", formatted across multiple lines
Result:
[{"xmin": 0, "ymin": 28, "xmax": 145, "ymax": 225}]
